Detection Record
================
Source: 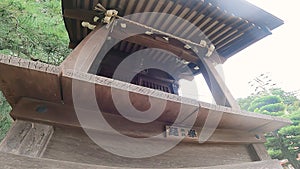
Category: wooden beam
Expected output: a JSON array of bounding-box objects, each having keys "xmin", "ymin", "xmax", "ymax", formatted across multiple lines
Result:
[
  {"xmin": 200, "ymin": 160, "xmax": 283, "ymax": 169},
  {"xmin": 0, "ymin": 151, "xmax": 283, "ymax": 169},
  {"xmin": 88, "ymin": 21, "xmax": 201, "ymax": 63},
  {"xmin": 10, "ymin": 98, "xmax": 266, "ymax": 144},
  {"xmin": 63, "ymin": 9, "xmax": 99, "ymax": 24},
  {"xmin": 108, "ymin": 25, "xmax": 240, "ymax": 109},
  {"xmin": 0, "ymin": 151, "xmax": 106, "ymax": 169},
  {"xmin": 61, "ymin": 10, "xmax": 225, "ymax": 65},
  {"xmin": 111, "ymin": 32, "xmax": 198, "ymax": 63},
  {"xmin": 0, "ymin": 54, "xmax": 62, "ymax": 106},
  {"xmin": 0, "ymin": 120, "xmax": 53, "ymax": 158},
  {"xmin": 198, "ymin": 54, "xmax": 240, "ymax": 109},
  {"xmin": 11, "ymin": 96, "xmax": 290, "ymax": 136},
  {"xmin": 249, "ymin": 143, "xmax": 272, "ymax": 161},
  {"xmin": 60, "ymin": 25, "xmax": 111, "ymax": 72},
  {"xmin": 42, "ymin": 126, "xmax": 277, "ymax": 168}
]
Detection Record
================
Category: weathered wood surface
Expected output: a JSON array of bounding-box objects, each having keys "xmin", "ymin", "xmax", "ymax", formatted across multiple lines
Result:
[
  {"xmin": 63, "ymin": 9, "xmax": 99, "ymax": 24},
  {"xmin": 198, "ymin": 56, "xmax": 240, "ymax": 109},
  {"xmin": 0, "ymin": 53, "xmax": 287, "ymax": 168},
  {"xmin": 109, "ymin": 25, "xmax": 199, "ymax": 63},
  {"xmin": 0, "ymin": 151, "xmax": 282, "ymax": 169},
  {"xmin": 0, "ymin": 54, "xmax": 61, "ymax": 106},
  {"xmin": 42, "ymin": 126, "xmax": 256, "ymax": 168},
  {"xmin": 60, "ymin": 25, "xmax": 110, "ymax": 72},
  {"xmin": 200, "ymin": 160, "xmax": 283, "ymax": 169},
  {"xmin": 0, "ymin": 120, "xmax": 53, "ymax": 157},
  {"xmin": 0, "ymin": 55, "xmax": 291, "ymax": 133},
  {"xmin": 60, "ymin": 70, "xmax": 291, "ymax": 132},
  {"xmin": 0, "ymin": 54, "xmax": 290, "ymax": 138},
  {"xmin": 11, "ymin": 98, "xmax": 267, "ymax": 144},
  {"xmin": 0, "ymin": 151, "xmax": 105, "ymax": 169},
  {"xmin": 61, "ymin": 0, "xmax": 283, "ymax": 60},
  {"xmin": 249, "ymin": 144, "xmax": 272, "ymax": 161}
]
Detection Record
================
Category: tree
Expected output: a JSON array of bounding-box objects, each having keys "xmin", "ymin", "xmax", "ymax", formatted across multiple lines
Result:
[{"xmin": 238, "ymin": 88, "xmax": 300, "ymax": 168}]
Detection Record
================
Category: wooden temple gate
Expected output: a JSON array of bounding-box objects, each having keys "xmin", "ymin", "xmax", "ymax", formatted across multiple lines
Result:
[{"xmin": 0, "ymin": 0, "xmax": 292, "ymax": 168}]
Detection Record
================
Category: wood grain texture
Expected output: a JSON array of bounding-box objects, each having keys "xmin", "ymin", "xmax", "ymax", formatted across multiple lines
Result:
[
  {"xmin": 198, "ymin": 56, "xmax": 240, "ymax": 109},
  {"xmin": 0, "ymin": 54, "xmax": 61, "ymax": 106},
  {"xmin": 42, "ymin": 126, "xmax": 255, "ymax": 168},
  {"xmin": 0, "ymin": 151, "xmax": 282, "ymax": 169},
  {"xmin": 64, "ymin": 9, "xmax": 99, "ymax": 24},
  {"xmin": 0, "ymin": 120, "xmax": 32, "ymax": 154},
  {"xmin": 0, "ymin": 55, "xmax": 290, "ymax": 133},
  {"xmin": 12, "ymin": 96, "xmax": 290, "ymax": 139},
  {"xmin": 60, "ymin": 70, "xmax": 291, "ymax": 133},
  {"xmin": 60, "ymin": 25, "xmax": 110, "ymax": 72},
  {"xmin": 0, "ymin": 120, "xmax": 53, "ymax": 157},
  {"xmin": 249, "ymin": 144, "xmax": 272, "ymax": 161},
  {"xmin": 11, "ymin": 98, "xmax": 267, "ymax": 144},
  {"xmin": 61, "ymin": 0, "xmax": 281, "ymax": 59},
  {"xmin": 199, "ymin": 160, "xmax": 283, "ymax": 169},
  {"xmin": 109, "ymin": 25, "xmax": 199, "ymax": 63}
]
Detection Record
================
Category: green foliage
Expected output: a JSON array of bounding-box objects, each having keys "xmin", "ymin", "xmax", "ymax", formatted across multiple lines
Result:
[
  {"xmin": 260, "ymin": 102, "xmax": 285, "ymax": 113},
  {"xmin": 248, "ymin": 95, "xmax": 282, "ymax": 112},
  {"xmin": 270, "ymin": 88, "xmax": 299, "ymax": 106},
  {"xmin": 238, "ymin": 88, "xmax": 300, "ymax": 168},
  {"xmin": 0, "ymin": 92, "xmax": 12, "ymax": 141},
  {"xmin": 267, "ymin": 149, "xmax": 283, "ymax": 160},
  {"xmin": 0, "ymin": 0, "xmax": 70, "ymax": 65},
  {"xmin": 288, "ymin": 110, "xmax": 300, "ymax": 126},
  {"xmin": 0, "ymin": 0, "xmax": 71, "ymax": 141},
  {"xmin": 237, "ymin": 95, "xmax": 256, "ymax": 111}
]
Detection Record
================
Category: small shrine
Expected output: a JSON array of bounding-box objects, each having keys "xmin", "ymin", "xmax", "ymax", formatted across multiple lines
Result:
[{"xmin": 0, "ymin": 0, "xmax": 291, "ymax": 168}]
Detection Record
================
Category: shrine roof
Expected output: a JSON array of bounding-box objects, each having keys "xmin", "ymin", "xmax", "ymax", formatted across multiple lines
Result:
[{"xmin": 62, "ymin": 0, "xmax": 283, "ymax": 60}]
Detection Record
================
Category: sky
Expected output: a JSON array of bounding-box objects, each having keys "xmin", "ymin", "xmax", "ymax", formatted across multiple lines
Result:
[{"xmin": 222, "ymin": 0, "xmax": 300, "ymax": 99}]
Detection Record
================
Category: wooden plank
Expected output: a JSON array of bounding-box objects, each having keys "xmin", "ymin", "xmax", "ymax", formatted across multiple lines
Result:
[
  {"xmin": 249, "ymin": 144, "xmax": 272, "ymax": 161},
  {"xmin": 207, "ymin": 130, "xmax": 266, "ymax": 144},
  {"xmin": 60, "ymin": 70, "xmax": 291, "ymax": 132},
  {"xmin": 11, "ymin": 97, "xmax": 288, "ymax": 143},
  {"xmin": 197, "ymin": 102, "xmax": 291, "ymax": 133},
  {"xmin": 0, "ymin": 54, "xmax": 61, "ymax": 106},
  {"xmin": 250, "ymin": 116, "xmax": 292, "ymax": 133},
  {"xmin": 43, "ymin": 126, "xmax": 254, "ymax": 168},
  {"xmin": 0, "ymin": 120, "xmax": 32, "ymax": 154},
  {"xmin": 0, "ymin": 151, "xmax": 105, "ymax": 169},
  {"xmin": 200, "ymin": 160, "xmax": 283, "ymax": 169},
  {"xmin": 17, "ymin": 122, "xmax": 53, "ymax": 157},
  {"xmin": 0, "ymin": 151, "xmax": 283, "ymax": 169},
  {"xmin": 0, "ymin": 120, "xmax": 53, "ymax": 158}
]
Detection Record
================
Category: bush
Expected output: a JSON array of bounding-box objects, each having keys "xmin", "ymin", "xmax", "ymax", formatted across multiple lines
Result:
[{"xmin": 0, "ymin": 91, "xmax": 12, "ymax": 141}]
